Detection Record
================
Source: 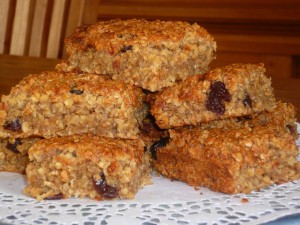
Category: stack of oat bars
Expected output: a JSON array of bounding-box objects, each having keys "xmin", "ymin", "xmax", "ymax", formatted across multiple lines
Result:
[{"xmin": 0, "ymin": 19, "xmax": 299, "ymax": 201}]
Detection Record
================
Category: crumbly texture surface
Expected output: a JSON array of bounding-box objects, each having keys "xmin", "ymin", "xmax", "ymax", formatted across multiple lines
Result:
[
  {"xmin": 56, "ymin": 19, "xmax": 216, "ymax": 91},
  {"xmin": 200, "ymin": 102, "xmax": 298, "ymax": 139},
  {"xmin": 152, "ymin": 103, "xmax": 300, "ymax": 194},
  {"xmin": 24, "ymin": 134, "xmax": 152, "ymax": 201},
  {"xmin": 0, "ymin": 71, "xmax": 147, "ymax": 139},
  {"xmin": 150, "ymin": 63, "xmax": 276, "ymax": 129},
  {"xmin": 0, "ymin": 137, "xmax": 41, "ymax": 174}
]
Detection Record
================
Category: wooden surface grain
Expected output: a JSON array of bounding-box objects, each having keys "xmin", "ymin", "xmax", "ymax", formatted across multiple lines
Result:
[
  {"xmin": 0, "ymin": 54, "xmax": 299, "ymax": 120},
  {"xmin": 0, "ymin": 54, "xmax": 59, "ymax": 94}
]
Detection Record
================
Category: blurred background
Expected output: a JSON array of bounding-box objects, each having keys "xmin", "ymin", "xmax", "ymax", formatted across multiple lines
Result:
[{"xmin": 1, "ymin": 0, "xmax": 300, "ymax": 79}]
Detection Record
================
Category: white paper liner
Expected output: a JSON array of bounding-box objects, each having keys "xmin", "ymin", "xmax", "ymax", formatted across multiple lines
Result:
[{"xmin": 0, "ymin": 123, "xmax": 299, "ymax": 225}]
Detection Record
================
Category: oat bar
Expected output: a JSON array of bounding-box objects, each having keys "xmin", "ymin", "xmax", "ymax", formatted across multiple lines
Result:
[
  {"xmin": 0, "ymin": 71, "xmax": 147, "ymax": 139},
  {"xmin": 56, "ymin": 19, "xmax": 216, "ymax": 91},
  {"xmin": 151, "ymin": 103, "xmax": 300, "ymax": 194},
  {"xmin": 24, "ymin": 134, "xmax": 152, "ymax": 201},
  {"xmin": 150, "ymin": 63, "xmax": 276, "ymax": 129},
  {"xmin": 200, "ymin": 102, "xmax": 298, "ymax": 139}
]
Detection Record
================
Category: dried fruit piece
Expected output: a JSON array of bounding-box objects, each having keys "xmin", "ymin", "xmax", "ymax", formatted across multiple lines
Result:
[
  {"xmin": 120, "ymin": 45, "xmax": 133, "ymax": 53},
  {"xmin": 206, "ymin": 81, "xmax": 231, "ymax": 115},
  {"xmin": 150, "ymin": 134, "xmax": 170, "ymax": 160},
  {"xmin": 6, "ymin": 138, "xmax": 22, "ymax": 154},
  {"xmin": 243, "ymin": 94, "xmax": 252, "ymax": 108},
  {"xmin": 3, "ymin": 119, "xmax": 22, "ymax": 131},
  {"xmin": 69, "ymin": 88, "xmax": 84, "ymax": 95},
  {"xmin": 237, "ymin": 115, "xmax": 252, "ymax": 123},
  {"xmin": 93, "ymin": 173, "xmax": 118, "ymax": 199},
  {"xmin": 241, "ymin": 198, "xmax": 249, "ymax": 203},
  {"xmin": 286, "ymin": 124, "xmax": 296, "ymax": 135}
]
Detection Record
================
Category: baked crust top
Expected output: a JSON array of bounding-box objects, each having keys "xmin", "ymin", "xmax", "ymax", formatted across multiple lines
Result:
[
  {"xmin": 29, "ymin": 134, "xmax": 145, "ymax": 165},
  {"xmin": 65, "ymin": 18, "xmax": 215, "ymax": 54},
  {"xmin": 2, "ymin": 71, "xmax": 144, "ymax": 107}
]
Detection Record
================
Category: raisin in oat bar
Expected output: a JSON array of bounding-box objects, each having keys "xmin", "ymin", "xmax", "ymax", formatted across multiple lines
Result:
[
  {"xmin": 0, "ymin": 137, "xmax": 41, "ymax": 174},
  {"xmin": 56, "ymin": 19, "xmax": 216, "ymax": 91},
  {"xmin": 151, "ymin": 104, "xmax": 300, "ymax": 194},
  {"xmin": 24, "ymin": 134, "xmax": 152, "ymax": 201},
  {"xmin": 0, "ymin": 71, "xmax": 147, "ymax": 139},
  {"xmin": 150, "ymin": 63, "xmax": 276, "ymax": 129}
]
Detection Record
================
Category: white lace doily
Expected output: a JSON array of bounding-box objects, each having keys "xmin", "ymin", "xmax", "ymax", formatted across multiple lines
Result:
[{"xmin": 0, "ymin": 123, "xmax": 300, "ymax": 225}]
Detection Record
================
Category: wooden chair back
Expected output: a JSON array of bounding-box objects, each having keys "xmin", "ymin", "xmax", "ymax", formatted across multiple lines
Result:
[{"xmin": 0, "ymin": 0, "xmax": 99, "ymax": 59}]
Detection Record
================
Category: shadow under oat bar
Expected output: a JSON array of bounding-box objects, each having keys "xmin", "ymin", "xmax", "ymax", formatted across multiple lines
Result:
[
  {"xmin": 56, "ymin": 19, "xmax": 216, "ymax": 92},
  {"xmin": 151, "ymin": 103, "xmax": 300, "ymax": 194},
  {"xmin": 23, "ymin": 134, "xmax": 152, "ymax": 201},
  {"xmin": 150, "ymin": 63, "xmax": 276, "ymax": 129},
  {"xmin": 0, "ymin": 71, "xmax": 147, "ymax": 139}
]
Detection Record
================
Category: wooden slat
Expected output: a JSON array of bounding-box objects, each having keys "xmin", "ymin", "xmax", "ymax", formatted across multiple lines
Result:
[
  {"xmin": 97, "ymin": 3, "xmax": 300, "ymax": 22},
  {"xmin": 28, "ymin": 0, "xmax": 48, "ymax": 57},
  {"xmin": 46, "ymin": 0, "xmax": 67, "ymax": 58},
  {"xmin": 101, "ymin": 0, "xmax": 300, "ymax": 5},
  {"xmin": 81, "ymin": 0, "xmax": 100, "ymax": 24},
  {"xmin": 9, "ymin": 0, "xmax": 35, "ymax": 56},
  {"xmin": 65, "ymin": 0, "xmax": 85, "ymax": 38},
  {"xmin": 0, "ymin": 0, "xmax": 11, "ymax": 54},
  {"xmin": 65, "ymin": 0, "xmax": 100, "ymax": 38}
]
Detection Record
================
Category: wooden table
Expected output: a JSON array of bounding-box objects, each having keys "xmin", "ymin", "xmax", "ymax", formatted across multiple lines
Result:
[{"xmin": 0, "ymin": 54, "xmax": 300, "ymax": 120}]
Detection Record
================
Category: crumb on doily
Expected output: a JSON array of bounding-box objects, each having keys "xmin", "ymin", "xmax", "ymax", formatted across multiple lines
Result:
[{"xmin": 241, "ymin": 198, "xmax": 249, "ymax": 203}]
